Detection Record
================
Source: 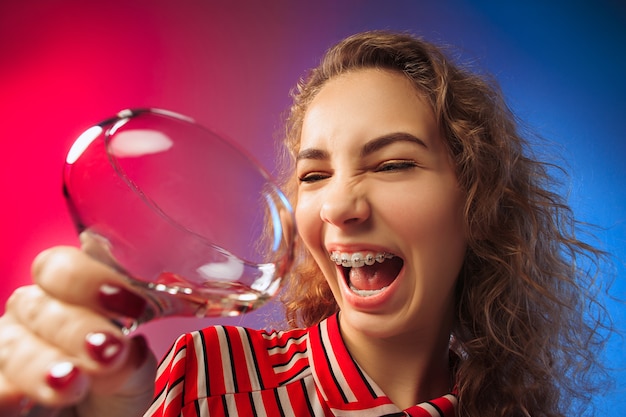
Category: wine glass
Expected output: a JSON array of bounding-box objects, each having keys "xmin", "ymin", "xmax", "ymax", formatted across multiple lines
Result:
[
  {"xmin": 21, "ymin": 108, "xmax": 295, "ymax": 416},
  {"xmin": 67, "ymin": 107, "xmax": 294, "ymax": 322}
]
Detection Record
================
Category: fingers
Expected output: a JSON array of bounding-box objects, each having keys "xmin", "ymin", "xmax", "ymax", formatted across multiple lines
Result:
[
  {"xmin": 0, "ymin": 243, "xmax": 158, "ymax": 413},
  {"xmin": 5, "ymin": 286, "xmax": 129, "ymax": 372},
  {"xmin": 77, "ymin": 335, "xmax": 157, "ymax": 417},
  {"xmin": 31, "ymin": 246, "xmax": 147, "ymax": 320},
  {"xmin": 0, "ymin": 372, "xmax": 25, "ymax": 417},
  {"xmin": 0, "ymin": 284, "xmax": 157, "ymax": 410},
  {"xmin": 89, "ymin": 335, "xmax": 156, "ymax": 396},
  {"xmin": 0, "ymin": 282, "xmax": 143, "ymax": 407},
  {"xmin": 0, "ymin": 315, "xmax": 90, "ymax": 407},
  {"xmin": 32, "ymin": 245, "xmax": 122, "ymax": 305}
]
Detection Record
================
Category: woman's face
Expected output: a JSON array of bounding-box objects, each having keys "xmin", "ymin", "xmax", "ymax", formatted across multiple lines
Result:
[{"xmin": 295, "ymin": 69, "xmax": 467, "ymax": 341}]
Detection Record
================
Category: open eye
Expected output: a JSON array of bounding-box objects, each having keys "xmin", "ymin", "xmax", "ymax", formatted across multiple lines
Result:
[{"xmin": 374, "ymin": 160, "xmax": 418, "ymax": 172}]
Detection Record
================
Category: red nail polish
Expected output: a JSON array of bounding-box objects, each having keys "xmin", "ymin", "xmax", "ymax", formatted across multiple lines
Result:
[
  {"xmin": 46, "ymin": 362, "xmax": 79, "ymax": 389},
  {"xmin": 86, "ymin": 332, "xmax": 124, "ymax": 364},
  {"xmin": 98, "ymin": 283, "xmax": 147, "ymax": 318}
]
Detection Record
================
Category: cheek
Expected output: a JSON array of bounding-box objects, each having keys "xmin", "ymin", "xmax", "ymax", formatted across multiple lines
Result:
[
  {"xmin": 294, "ymin": 195, "xmax": 339, "ymax": 288},
  {"xmin": 294, "ymin": 194, "xmax": 320, "ymax": 248},
  {"xmin": 380, "ymin": 186, "xmax": 466, "ymax": 251}
]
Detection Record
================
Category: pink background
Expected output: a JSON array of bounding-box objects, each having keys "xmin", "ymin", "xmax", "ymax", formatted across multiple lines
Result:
[{"xmin": 1, "ymin": 0, "xmax": 624, "ymax": 407}]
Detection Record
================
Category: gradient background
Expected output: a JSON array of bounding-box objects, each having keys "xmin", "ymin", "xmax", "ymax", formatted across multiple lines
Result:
[{"xmin": 1, "ymin": 0, "xmax": 624, "ymax": 410}]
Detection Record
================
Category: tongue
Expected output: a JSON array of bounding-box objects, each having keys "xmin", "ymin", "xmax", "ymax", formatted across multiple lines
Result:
[{"xmin": 348, "ymin": 258, "xmax": 403, "ymax": 291}]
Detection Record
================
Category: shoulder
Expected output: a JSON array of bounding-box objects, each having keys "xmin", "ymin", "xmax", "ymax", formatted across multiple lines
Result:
[
  {"xmin": 175, "ymin": 324, "xmax": 310, "ymax": 353},
  {"xmin": 160, "ymin": 324, "xmax": 312, "ymax": 389}
]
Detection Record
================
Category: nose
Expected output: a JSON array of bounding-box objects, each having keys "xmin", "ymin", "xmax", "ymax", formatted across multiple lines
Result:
[{"xmin": 319, "ymin": 179, "xmax": 371, "ymax": 227}]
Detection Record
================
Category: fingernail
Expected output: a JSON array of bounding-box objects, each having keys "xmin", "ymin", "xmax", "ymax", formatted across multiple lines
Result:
[
  {"xmin": 98, "ymin": 283, "xmax": 146, "ymax": 319},
  {"xmin": 86, "ymin": 332, "xmax": 124, "ymax": 364},
  {"xmin": 46, "ymin": 362, "xmax": 79, "ymax": 389}
]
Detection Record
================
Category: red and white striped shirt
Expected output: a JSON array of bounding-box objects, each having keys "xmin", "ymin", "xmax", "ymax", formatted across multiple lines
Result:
[{"xmin": 145, "ymin": 313, "xmax": 457, "ymax": 417}]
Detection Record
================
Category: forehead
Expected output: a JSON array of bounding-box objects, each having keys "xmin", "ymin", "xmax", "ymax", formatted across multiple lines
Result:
[{"xmin": 299, "ymin": 68, "xmax": 440, "ymax": 151}]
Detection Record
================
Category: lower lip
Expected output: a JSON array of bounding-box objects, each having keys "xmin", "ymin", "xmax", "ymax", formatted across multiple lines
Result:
[{"xmin": 338, "ymin": 266, "xmax": 404, "ymax": 311}]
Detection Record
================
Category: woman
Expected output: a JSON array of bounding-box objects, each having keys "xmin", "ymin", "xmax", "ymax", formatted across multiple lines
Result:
[{"xmin": 0, "ymin": 31, "xmax": 609, "ymax": 417}]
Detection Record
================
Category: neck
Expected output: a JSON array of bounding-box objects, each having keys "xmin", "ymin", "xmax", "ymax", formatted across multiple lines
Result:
[{"xmin": 339, "ymin": 317, "xmax": 453, "ymax": 410}]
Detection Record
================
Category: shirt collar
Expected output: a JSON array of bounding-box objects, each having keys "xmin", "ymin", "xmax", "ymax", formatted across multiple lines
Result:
[{"xmin": 308, "ymin": 313, "xmax": 458, "ymax": 416}]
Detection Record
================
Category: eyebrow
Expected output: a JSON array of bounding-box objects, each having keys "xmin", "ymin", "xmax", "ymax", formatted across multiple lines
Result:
[
  {"xmin": 296, "ymin": 132, "xmax": 428, "ymax": 162},
  {"xmin": 296, "ymin": 147, "xmax": 329, "ymax": 162},
  {"xmin": 360, "ymin": 132, "xmax": 428, "ymax": 157}
]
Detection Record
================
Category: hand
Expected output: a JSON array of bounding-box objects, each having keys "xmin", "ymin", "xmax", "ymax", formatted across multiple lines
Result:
[{"xmin": 0, "ymin": 244, "xmax": 157, "ymax": 417}]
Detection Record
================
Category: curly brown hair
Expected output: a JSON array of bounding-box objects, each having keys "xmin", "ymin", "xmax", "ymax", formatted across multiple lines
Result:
[{"xmin": 275, "ymin": 30, "xmax": 610, "ymax": 416}]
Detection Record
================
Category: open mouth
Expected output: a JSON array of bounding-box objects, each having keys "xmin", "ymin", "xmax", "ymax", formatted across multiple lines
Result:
[{"xmin": 330, "ymin": 251, "xmax": 404, "ymax": 297}]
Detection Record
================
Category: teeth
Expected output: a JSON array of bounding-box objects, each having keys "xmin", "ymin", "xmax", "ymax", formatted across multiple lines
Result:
[
  {"xmin": 349, "ymin": 284, "xmax": 388, "ymax": 297},
  {"xmin": 330, "ymin": 251, "xmax": 393, "ymax": 268}
]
